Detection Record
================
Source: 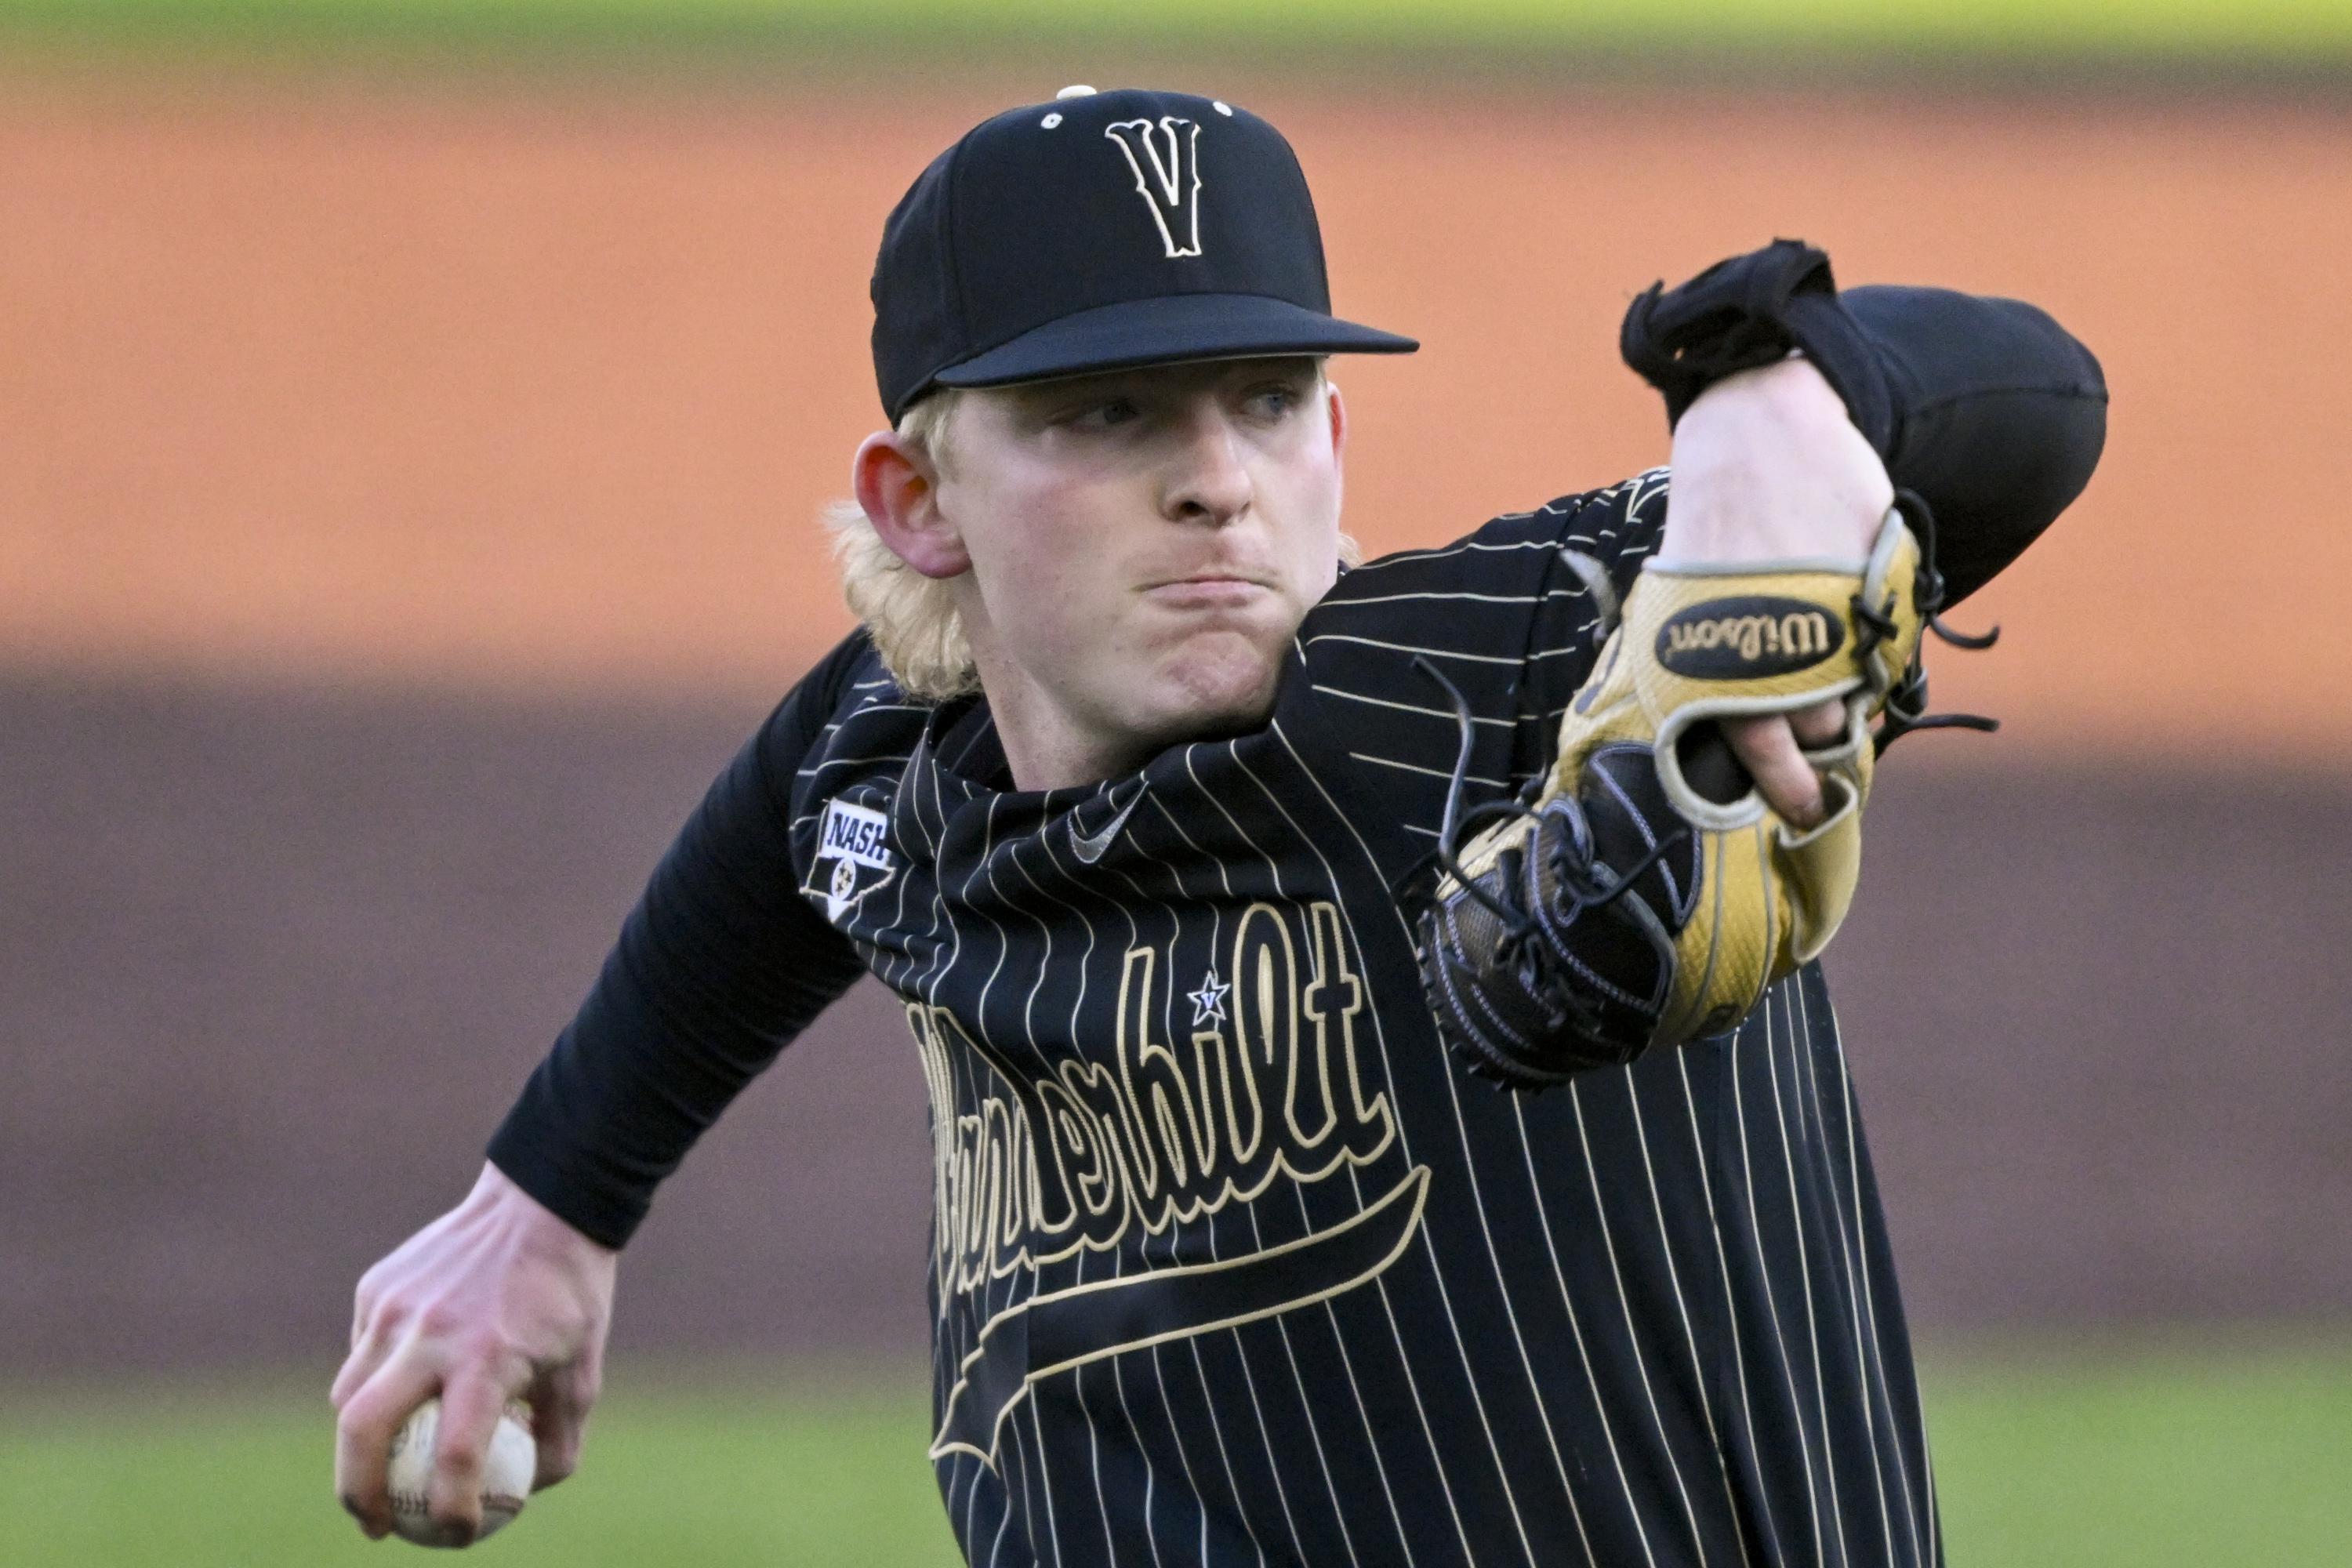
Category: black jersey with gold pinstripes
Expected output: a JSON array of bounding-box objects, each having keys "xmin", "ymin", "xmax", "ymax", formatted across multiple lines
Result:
[
  {"xmin": 488, "ymin": 283, "xmax": 2108, "ymax": 1567},
  {"xmin": 792, "ymin": 471, "xmax": 1932, "ymax": 1568}
]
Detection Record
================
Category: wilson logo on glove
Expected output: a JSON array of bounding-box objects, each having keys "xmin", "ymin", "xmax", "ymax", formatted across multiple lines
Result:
[{"xmin": 1656, "ymin": 596, "xmax": 1843, "ymax": 678}]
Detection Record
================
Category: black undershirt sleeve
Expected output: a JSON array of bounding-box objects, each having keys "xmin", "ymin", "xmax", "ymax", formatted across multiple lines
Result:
[
  {"xmin": 485, "ymin": 632, "xmax": 873, "ymax": 1249},
  {"xmin": 1844, "ymin": 284, "xmax": 2107, "ymax": 604}
]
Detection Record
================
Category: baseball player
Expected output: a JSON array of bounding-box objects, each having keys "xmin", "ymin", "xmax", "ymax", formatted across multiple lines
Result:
[{"xmin": 332, "ymin": 87, "xmax": 2105, "ymax": 1566}]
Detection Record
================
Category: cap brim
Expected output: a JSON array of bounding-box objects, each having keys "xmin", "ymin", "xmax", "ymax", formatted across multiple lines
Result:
[{"xmin": 931, "ymin": 292, "xmax": 1417, "ymax": 394}]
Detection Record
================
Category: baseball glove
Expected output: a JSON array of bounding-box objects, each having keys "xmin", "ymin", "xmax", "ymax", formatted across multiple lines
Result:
[{"xmin": 1415, "ymin": 493, "xmax": 1988, "ymax": 1088}]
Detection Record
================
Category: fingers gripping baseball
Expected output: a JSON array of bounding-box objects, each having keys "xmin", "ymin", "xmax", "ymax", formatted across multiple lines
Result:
[
  {"xmin": 331, "ymin": 1161, "xmax": 617, "ymax": 1544},
  {"xmin": 334, "ymin": 1356, "xmax": 440, "ymax": 1541},
  {"xmin": 524, "ymin": 1356, "xmax": 601, "ymax": 1491}
]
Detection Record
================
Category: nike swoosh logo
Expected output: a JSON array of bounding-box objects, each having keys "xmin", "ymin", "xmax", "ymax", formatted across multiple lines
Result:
[{"xmin": 1069, "ymin": 784, "xmax": 1146, "ymax": 864}]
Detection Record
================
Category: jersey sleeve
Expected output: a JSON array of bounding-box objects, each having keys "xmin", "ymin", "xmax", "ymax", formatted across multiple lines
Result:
[
  {"xmin": 1848, "ymin": 283, "xmax": 2107, "ymax": 604},
  {"xmin": 485, "ymin": 632, "xmax": 877, "ymax": 1249},
  {"xmin": 1298, "ymin": 474, "xmax": 1675, "ymax": 818}
]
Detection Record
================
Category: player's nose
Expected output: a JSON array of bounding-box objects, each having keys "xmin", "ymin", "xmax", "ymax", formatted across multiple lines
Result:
[{"xmin": 1160, "ymin": 401, "xmax": 1254, "ymax": 526}]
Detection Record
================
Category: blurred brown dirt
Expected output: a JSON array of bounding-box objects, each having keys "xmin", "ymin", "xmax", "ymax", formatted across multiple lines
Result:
[
  {"xmin": 2, "ymin": 74, "xmax": 2349, "ymax": 1373},
  {"xmin": 5, "ymin": 670, "xmax": 2350, "ymax": 1374}
]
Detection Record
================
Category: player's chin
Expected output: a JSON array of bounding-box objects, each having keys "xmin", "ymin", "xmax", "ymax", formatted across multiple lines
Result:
[{"xmin": 1136, "ymin": 631, "xmax": 1287, "ymax": 740}]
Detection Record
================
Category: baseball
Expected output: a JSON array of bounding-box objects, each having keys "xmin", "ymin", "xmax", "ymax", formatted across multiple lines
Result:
[{"xmin": 384, "ymin": 1396, "xmax": 535, "ymax": 1548}]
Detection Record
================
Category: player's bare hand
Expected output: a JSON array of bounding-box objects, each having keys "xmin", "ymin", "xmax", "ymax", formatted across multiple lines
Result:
[
  {"xmin": 1722, "ymin": 701, "xmax": 1848, "ymax": 829},
  {"xmin": 332, "ymin": 1161, "xmax": 616, "ymax": 1543}
]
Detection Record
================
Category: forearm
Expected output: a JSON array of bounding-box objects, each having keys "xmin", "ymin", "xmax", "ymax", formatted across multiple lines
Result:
[
  {"xmin": 489, "ymin": 646, "xmax": 871, "ymax": 1250},
  {"xmin": 487, "ymin": 874, "xmax": 862, "ymax": 1249},
  {"xmin": 1654, "ymin": 355, "xmax": 1889, "ymax": 566}
]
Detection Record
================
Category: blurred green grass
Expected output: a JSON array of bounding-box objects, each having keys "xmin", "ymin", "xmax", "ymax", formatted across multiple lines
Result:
[
  {"xmin": 0, "ymin": 1365, "xmax": 960, "ymax": 1568},
  {"xmin": 5, "ymin": 1339, "xmax": 2350, "ymax": 1566},
  {"xmin": 1920, "ymin": 1334, "xmax": 2352, "ymax": 1565},
  {"xmin": 2, "ymin": 0, "xmax": 2347, "ymax": 70}
]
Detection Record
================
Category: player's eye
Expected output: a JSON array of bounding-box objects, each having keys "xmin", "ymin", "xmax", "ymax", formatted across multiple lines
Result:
[
  {"xmin": 1065, "ymin": 397, "xmax": 1143, "ymax": 431},
  {"xmin": 1240, "ymin": 381, "xmax": 1308, "ymax": 422}
]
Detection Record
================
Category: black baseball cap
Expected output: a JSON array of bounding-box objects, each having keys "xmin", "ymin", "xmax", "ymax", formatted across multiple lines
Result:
[{"xmin": 870, "ymin": 86, "xmax": 1417, "ymax": 423}]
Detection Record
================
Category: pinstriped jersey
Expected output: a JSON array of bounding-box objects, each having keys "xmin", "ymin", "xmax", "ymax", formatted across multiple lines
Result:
[{"xmin": 787, "ymin": 470, "xmax": 1939, "ymax": 1568}]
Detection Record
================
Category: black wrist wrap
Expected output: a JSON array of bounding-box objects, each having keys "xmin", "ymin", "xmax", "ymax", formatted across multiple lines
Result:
[{"xmin": 1620, "ymin": 238, "xmax": 1895, "ymax": 459}]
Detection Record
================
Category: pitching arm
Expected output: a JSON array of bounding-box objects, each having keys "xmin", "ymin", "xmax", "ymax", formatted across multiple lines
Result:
[{"xmin": 334, "ymin": 631, "xmax": 872, "ymax": 1544}]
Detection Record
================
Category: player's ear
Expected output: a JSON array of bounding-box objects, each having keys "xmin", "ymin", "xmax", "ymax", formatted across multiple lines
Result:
[
  {"xmin": 1324, "ymin": 374, "xmax": 1348, "ymax": 462},
  {"xmin": 854, "ymin": 430, "xmax": 969, "ymax": 579}
]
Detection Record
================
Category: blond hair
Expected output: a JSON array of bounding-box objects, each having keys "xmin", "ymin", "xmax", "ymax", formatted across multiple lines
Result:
[
  {"xmin": 822, "ymin": 390, "xmax": 981, "ymax": 702},
  {"xmin": 824, "ymin": 376, "xmax": 1360, "ymax": 702}
]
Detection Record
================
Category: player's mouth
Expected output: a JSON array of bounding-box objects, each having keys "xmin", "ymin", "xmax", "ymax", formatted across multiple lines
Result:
[{"xmin": 1142, "ymin": 574, "xmax": 1270, "ymax": 610}]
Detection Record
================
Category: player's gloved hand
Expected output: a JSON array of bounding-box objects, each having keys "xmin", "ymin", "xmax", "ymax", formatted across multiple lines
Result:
[
  {"xmin": 1661, "ymin": 354, "xmax": 1895, "ymax": 831},
  {"xmin": 332, "ymin": 1161, "xmax": 617, "ymax": 1544},
  {"xmin": 1416, "ymin": 497, "xmax": 1980, "ymax": 1087}
]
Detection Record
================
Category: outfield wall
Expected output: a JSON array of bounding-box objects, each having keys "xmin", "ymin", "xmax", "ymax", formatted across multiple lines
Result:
[{"xmin": 3, "ymin": 74, "xmax": 2346, "ymax": 1372}]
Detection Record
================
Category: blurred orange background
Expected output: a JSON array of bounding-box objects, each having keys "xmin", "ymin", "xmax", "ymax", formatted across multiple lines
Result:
[{"xmin": 5, "ymin": 76, "xmax": 2346, "ymax": 753}]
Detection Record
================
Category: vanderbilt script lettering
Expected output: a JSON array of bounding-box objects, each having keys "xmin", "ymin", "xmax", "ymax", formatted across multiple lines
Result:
[{"xmin": 909, "ymin": 900, "xmax": 1396, "ymax": 1298}]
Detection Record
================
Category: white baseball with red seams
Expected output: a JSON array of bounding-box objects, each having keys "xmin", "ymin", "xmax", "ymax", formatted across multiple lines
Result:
[{"xmin": 384, "ymin": 1397, "xmax": 535, "ymax": 1548}]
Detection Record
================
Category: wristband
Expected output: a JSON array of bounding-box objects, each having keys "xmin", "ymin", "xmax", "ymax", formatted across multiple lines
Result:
[{"xmin": 1620, "ymin": 238, "xmax": 1895, "ymax": 459}]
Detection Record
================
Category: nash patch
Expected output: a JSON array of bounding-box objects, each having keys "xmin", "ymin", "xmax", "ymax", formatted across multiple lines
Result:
[
  {"xmin": 1657, "ymin": 595, "xmax": 1844, "ymax": 680},
  {"xmin": 809, "ymin": 797, "xmax": 897, "ymax": 922}
]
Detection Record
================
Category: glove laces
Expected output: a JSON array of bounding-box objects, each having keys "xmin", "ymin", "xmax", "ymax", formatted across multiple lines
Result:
[
  {"xmin": 1862, "ymin": 489, "xmax": 2003, "ymax": 756},
  {"xmin": 1413, "ymin": 656, "xmax": 1685, "ymax": 1050}
]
